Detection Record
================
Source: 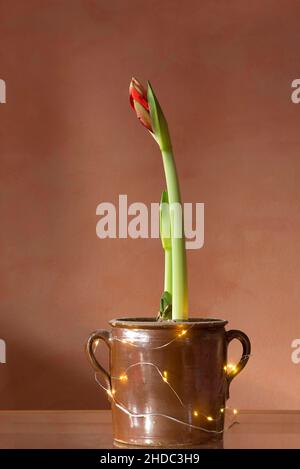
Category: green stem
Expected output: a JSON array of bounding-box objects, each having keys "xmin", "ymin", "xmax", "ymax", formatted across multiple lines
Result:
[{"xmin": 161, "ymin": 149, "xmax": 188, "ymax": 320}]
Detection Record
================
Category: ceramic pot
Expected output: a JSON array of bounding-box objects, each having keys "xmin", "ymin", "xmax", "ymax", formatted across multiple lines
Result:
[{"xmin": 86, "ymin": 317, "xmax": 250, "ymax": 447}]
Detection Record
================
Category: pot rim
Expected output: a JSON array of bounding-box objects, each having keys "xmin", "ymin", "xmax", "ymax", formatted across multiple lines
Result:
[{"xmin": 109, "ymin": 317, "xmax": 228, "ymax": 328}]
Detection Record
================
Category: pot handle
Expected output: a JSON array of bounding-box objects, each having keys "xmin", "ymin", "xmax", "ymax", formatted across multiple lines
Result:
[
  {"xmin": 225, "ymin": 329, "xmax": 251, "ymax": 398},
  {"xmin": 86, "ymin": 329, "xmax": 112, "ymax": 391}
]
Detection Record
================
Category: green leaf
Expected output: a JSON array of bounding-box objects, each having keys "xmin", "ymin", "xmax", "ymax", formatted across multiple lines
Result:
[
  {"xmin": 147, "ymin": 81, "xmax": 172, "ymax": 151},
  {"xmin": 158, "ymin": 290, "xmax": 172, "ymax": 320}
]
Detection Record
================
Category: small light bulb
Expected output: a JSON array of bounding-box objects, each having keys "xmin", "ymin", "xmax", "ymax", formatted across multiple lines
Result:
[
  {"xmin": 207, "ymin": 416, "xmax": 213, "ymax": 422},
  {"xmin": 220, "ymin": 407, "xmax": 225, "ymax": 413},
  {"xmin": 225, "ymin": 363, "xmax": 237, "ymax": 374},
  {"xmin": 193, "ymin": 410, "xmax": 198, "ymax": 417},
  {"xmin": 112, "ymin": 389, "xmax": 116, "ymax": 395},
  {"xmin": 233, "ymin": 408, "xmax": 238, "ymax": 415},
  {"xmin": 163, "ymin": 371, "xmax": 168, "ymax": 379},
  {"xmin": 181, "ymin": 330, "xmax": 187, "ymax": 336},
  {"xmin": 119, "ymin": 374, "xmax": 128, "ymax": 382}
]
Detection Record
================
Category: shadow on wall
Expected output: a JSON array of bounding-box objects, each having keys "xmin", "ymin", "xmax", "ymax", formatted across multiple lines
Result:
[{"xmin": 0, "ymin": 16, "xmax": 109, "ymax": 409}]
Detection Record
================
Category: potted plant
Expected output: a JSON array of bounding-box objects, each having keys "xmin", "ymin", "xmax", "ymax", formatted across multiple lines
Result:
[{"xmin": 86, "ymin": 78, "xmax": 251, "ymax": 447}]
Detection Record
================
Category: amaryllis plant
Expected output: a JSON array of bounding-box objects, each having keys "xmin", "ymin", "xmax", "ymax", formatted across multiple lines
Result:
[{"xmin": 129, "ymin": 78, "xmax": 188, "ymax": 321}]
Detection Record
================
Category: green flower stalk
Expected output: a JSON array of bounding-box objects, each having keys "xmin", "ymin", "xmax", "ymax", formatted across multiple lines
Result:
[{"xmin": 129, "ymin": 78, "xmax": 188, "ymax": 320}]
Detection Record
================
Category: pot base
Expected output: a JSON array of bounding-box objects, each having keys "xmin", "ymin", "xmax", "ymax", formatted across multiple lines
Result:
[{"xmin": 113, "ymin": 437, "xmax": 223, "ymax": 449}]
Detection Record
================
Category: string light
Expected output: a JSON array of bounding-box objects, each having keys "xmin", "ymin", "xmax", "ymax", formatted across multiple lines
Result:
[
  {"xmin": 111, "ymin": 324, "xmax": 196, "ymax": 350},
  {"xmin": 92, "ymin": 328, "xmax": 243, "ymax": 436},
  {"xmin": 226, "ymin": 363, "xmax": 237, "ymax": 373},
  {"xmin": 95, "ymin": 372, "xmax": 239, "ymax": 434},
  {"xmin": 113, "ymin": 397, "xmax": 236, "ymax": 434},
  {"xmin": 114, "ymin": 362, "xmax": 184, "ymax": 407},
  {"xmin": 224, "ymin": 355, "xmax": 251, "ymax": 374}
]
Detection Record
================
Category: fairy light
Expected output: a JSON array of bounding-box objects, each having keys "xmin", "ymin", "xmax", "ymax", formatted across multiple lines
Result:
[
  {"xmin": 225, "ymin": 363, "xmax": 237, "ymax": 374},
  {"xmin": 93, "ymin": 329, "xmax": 242, "ymax": 436},
  {"xmin": 114, "ymin": 362, "xmax": 184, "ymax": 407},
  {"xmin": 96, "ymin": 372, "xmax": 239, "ymax": 434},
  {"xmin": 110, "ymin": 324, "xmax": 197, "ymax": 350}
]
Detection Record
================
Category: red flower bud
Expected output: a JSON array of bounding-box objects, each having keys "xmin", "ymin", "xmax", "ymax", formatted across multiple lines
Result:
[{"xmin": 129, "ymin": 77, "xmax": 153, "ymax": 132}]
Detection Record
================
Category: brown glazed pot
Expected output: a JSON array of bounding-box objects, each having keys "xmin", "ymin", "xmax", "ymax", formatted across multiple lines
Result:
[{"xmin": 86, "ymin": 318, "xmax": 250, "ymax": 447}]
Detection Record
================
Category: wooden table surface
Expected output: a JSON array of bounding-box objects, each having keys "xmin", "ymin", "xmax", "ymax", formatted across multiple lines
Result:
[{"xmin": 0, "ymin": 410, "xmax": 299, "ymax": 449}]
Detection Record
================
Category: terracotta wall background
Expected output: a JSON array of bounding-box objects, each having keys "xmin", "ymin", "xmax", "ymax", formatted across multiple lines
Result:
[{"xmin": 1, "ymin": 0, "xmax": 300, "ymax": 409}]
